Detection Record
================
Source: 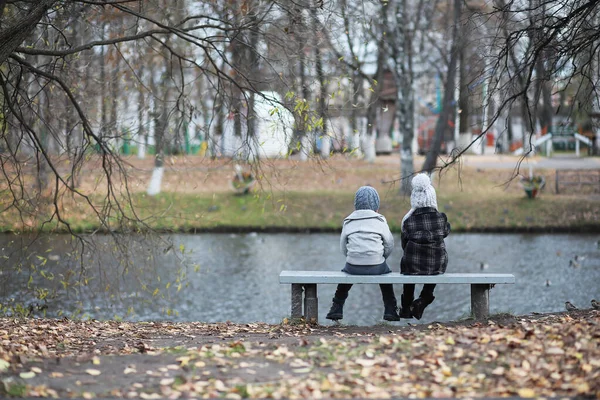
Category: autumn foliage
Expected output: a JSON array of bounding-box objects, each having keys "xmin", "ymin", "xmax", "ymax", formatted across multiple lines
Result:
[{"xmin": 1, "ymin": 310, "xmax": 598, "ymax": 398}]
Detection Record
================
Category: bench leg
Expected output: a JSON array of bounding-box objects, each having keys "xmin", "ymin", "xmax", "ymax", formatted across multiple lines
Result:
[
  {"xmin": 303, "ymin": 284, "xmax": 318, "ymax": 323},
  {"xmin": 471, "ymin": 284, "xmax": 490, "ymax": 319},
  {"xmin": 291, "ymin": 284, "xmax": 303, "ymax": 319}
]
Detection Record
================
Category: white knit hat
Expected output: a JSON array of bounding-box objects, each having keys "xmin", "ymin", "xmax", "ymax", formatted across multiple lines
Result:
[
  {"xmin": 401, "ymin": 173, "xmax": 437, "ymax": 229},
  {"xmin": 410, "ymin": 173, "xmax": 437, "ymax": 209}
]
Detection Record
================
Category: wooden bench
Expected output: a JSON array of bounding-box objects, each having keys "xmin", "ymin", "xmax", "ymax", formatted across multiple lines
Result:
[{"xmin": 279, "ymin": 271, "xmax": 516, "ymax": 322}]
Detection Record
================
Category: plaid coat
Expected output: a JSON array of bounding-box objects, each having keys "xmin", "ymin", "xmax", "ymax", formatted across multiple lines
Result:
[{"xmin": 400, "ymin": 207, "xmax": 450, "ymax": 275}]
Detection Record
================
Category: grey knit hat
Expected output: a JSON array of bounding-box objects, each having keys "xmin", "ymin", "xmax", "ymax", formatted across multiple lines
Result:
[{"xmin": 354, "ymin": 186, "xmax": 380, "ymax": 211}]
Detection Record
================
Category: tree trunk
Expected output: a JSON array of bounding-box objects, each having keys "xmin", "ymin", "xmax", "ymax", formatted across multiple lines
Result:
[
  {"xmin": 230, "ymin": 1, "xmax": 244, "ymax": 156},
  {"xmin": 28, "ymin": 22, "xmax": 50, "ymax": 192},
  {"xmin": 458, "ymin": 45, "xmax": 470, "ymax": 136},
  {"xmin": 350, "ymin": 72, "xmax": 362, "ymax": 156},
  {"xmin": 534, "ymin": 55, "xmax": 553, "ymax": 135},
  {"xmin": 244, "ymin": 7, "xmax": 260, "ymax": 161},
  {"xmin": 137, "ymin": 64, "xmax": 146, "ymax": 159},
  {"xmin": 99, "ymin": 22, "xmax": 108, "ymax": 143},
  {"xmin": 213, "ymin": 91, "xmax": 224, "ymax": 158},
  {"xmin": 575, "ymin": 46, "xmax": 594, "ymax": 134},
  {"xmin": 507, "ymin": 111, "xmax": 513, "ymax": 143},
  {"xmin": 66, "ymin": 13, "xmax": 80, "ymax": 188},
  {"xmin": 37, "ymin": 68, "xmax": 51, "ymax": 193},
  {"xmin": 0, "ymin": 1, "xmax": 55, "ymax": 64},
  {"xmin": 296, "ymin": 24, "xmax": 310, "ymax": 160},
  {"xmin": 423, "ymin": 0, "xmax": 461, "ymax": 172},
  {"xmin": 363, "ymin": 0, "xmax": 388, "ymax": 163},
  {"xmin": 391, "ymin": 0, "xmax": 416, "ymax": 194},
  {"xmin": 310, "ymin": 6, "xmax": 329, "ymax": 158},
  {"xmin": 110, "ymin": 39, "xmax": 121, "ymax": 154},
  {"xmin": 291, "ymin": 6, "xmax": 311, "ymax": 159},
  {"xmin": 147, "ymin": 53, "xmax": 171, "ymax": 196},
  {"xmin": 535, "ymin": 1, "xmax": 553, "ymax": 137}
]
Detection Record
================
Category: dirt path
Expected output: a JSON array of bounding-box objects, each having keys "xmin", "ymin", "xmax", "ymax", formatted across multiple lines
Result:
[{"xmin": 1, "ymin": 310, "xmax": 599, "ymax": 398}]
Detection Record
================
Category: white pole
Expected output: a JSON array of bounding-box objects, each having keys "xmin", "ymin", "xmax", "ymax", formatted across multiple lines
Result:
[
  {"xmin": 147, "ymin": 167, "xmax": 164, "ymax": 196},
  {"xmin": 575, "ymin": 137, "xmax": 580, "ymax": 157},
  {"xmin": 138, "ymin": 141, "xmax": 146, "ymax": 159}
]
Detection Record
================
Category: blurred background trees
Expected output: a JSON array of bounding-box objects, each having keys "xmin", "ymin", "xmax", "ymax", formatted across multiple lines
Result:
[{"xmin": 1, "ymin": 0, "xmax": 599, "ymax": 211}]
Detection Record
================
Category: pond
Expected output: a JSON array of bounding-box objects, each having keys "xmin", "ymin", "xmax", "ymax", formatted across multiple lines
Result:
[{"xmin": 0, "ymin": 233, "xmax": 599, "ymax": 326}]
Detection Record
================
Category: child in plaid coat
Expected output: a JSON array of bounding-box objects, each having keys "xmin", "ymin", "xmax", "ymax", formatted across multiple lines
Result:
[{"xmin": 400, "ymin": 173, "xmax": 451, "ymax": 320}]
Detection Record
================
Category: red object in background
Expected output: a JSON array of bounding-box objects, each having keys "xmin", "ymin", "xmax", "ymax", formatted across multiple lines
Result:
[
  {"xmin": 417, "ymin": 129, "xmax": 447, "ymax": 155},
  {"xmin": 486, "ymin": 132, "xmax": 494, "ymax": 146},
  {"xmin": 417, "ymin": 117, "xmax": 454, "ymax": 155},
  {"xmin": 509, "ymin": 140, "xmax": 523, "ymax": 152},
  {"xmin": 417, "ymin": 129, "xmax": 434, "ymax": 154}
]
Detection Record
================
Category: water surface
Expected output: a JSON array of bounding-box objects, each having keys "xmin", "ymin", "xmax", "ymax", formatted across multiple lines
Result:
[{"xmin": 0, "ymin": 233, "xmax": 598, "ymax": 325}]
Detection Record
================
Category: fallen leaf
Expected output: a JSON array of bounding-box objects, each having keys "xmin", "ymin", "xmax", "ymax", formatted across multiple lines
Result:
[
  {"xmin": 20, "ymin": 371, "xmax": 36, "ymax": 379},
  {"xmin": 0, "ymin": 360, "xmax": 9, "ymax": 372},
  {"xmin": 293, "ymin": 367, "xmax": 311, "ymax": 373},
  {"xmin": 577, "ymin": 382, "xmax": 590, "ymax": 393},
  {"xmin": 356, "ymin": 358, "xmax": 377, "ymax": 367},
  {"xmin": 546, "ymin": 347, "xmax": 565, "ymax": 355},
  {"xmin": 86, "ymin": 369, "xmax": 101, "ymax": 376},
  {"xmin": 139, "ymin": 394, "xmax": 162, "ymax": 400},
  {"xmin": 176, "ymin": 356, "xmax": 190, "ymax": 367},
  {"xmin": 518, "ymin": 388, "xmax": 536, "ymax": 398},
  {"xmin": 160, "ymin": 378, "xmax": 174, "ymax": 386}
]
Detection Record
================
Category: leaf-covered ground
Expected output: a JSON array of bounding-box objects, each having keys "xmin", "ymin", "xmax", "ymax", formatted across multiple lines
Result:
[{"xmin": 1, "ymin": 310, "xmax": 599, "ymax": 398}]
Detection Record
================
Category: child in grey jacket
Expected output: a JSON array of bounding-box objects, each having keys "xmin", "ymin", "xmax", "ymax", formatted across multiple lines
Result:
[{"xmin": 326, "ymin": 186, "xmax": 400, "ymax": 321}]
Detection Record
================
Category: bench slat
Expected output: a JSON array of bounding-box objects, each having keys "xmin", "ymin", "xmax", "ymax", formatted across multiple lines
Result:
[{"xmin": 279, "ymin": 271, "xmax": 515, "ymax": 285}]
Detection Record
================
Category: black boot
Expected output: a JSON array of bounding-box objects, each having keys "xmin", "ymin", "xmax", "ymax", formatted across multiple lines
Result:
[
  {"xmin": 383, "ymin": 298, "xmax": 400, "ymax": 321},
  {"xmin": 326, "ymin": 298, "xmax": 344, "ymax": 320},
  {"xmin": 399, "ymin": 294, "xmax": 413, "ymax": 319},
  {"xmin": 411, "ymin": 295, "xmax": 435, "ymax": 320}
]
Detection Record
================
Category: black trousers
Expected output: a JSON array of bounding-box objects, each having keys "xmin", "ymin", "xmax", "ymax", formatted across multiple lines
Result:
[
  {"xmin": 334, "ymin": 261, "xmax": 396, "ymax": 304},
  {"xmin": 402, "ymin": 283, "xmax": 436, "ymax": 302},
  {"xmin": 334, "ymin": 284, "xmax": 396, "ymax": 304}
]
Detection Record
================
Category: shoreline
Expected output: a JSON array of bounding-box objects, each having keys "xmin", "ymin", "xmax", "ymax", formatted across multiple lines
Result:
[{"xmin": 1, "ymin": 223, "xmax": 600, "ymax": 235}]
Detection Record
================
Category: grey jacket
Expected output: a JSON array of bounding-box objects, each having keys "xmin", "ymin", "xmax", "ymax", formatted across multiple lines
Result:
[{"xmin": 340, "ymin": 210, "xmax": 395, "ymax": 265}]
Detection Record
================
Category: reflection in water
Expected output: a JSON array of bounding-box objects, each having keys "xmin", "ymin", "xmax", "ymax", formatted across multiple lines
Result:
[{"xmin": 1, "ymin": 233, "xmax": 599, "ymax": 326}]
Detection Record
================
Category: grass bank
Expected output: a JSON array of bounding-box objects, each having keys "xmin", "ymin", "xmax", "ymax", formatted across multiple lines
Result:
[
  {"xmin": 91, "ymin": 190, "xmax": 600, "ymax": 233},
  {"xmin": 1, "ymin": 157, "xmax": 598, "ymax": 233}
]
